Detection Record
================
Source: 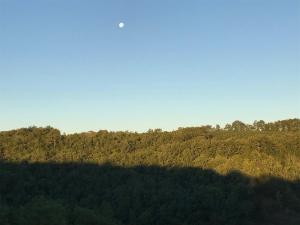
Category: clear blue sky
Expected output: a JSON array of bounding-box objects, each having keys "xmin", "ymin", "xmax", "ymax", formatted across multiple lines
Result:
[{"xmin": 1, "ymin": 0, "xmax": 299, "ymax": 133}]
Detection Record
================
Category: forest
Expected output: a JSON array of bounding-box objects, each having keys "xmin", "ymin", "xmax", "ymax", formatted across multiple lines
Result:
[{"xmin": 0, "ymin": 119, "xmax": 299, "ymax": 225}]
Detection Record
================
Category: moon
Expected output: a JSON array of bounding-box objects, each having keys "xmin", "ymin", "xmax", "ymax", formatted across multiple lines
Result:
[{"xmin": 118, "ymin": 22, "xmax": 125, "ymax": 28}]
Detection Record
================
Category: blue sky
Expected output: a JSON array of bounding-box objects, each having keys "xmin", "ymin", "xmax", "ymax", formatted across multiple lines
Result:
[{"xmin": 0, "ymin": 0, "xmax": 299, "ymax": 133}]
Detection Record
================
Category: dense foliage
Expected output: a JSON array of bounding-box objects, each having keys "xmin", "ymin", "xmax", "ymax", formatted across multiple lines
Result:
[{"xmin": 0, "ymin": 119, "xmax": 299, "ymax": 225}]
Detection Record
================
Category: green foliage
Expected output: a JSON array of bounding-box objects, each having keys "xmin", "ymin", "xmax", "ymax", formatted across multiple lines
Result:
[
  {"xmin": 70, "ymin": 206, "xmax": 118, "ymax": 225},
  {"xmin": 13, "ymin": 197, "xmax": 67, "ymax": 225},
  {"xmin": 0, "ymin": 118, "xmax": 299, "ymax": 225}
]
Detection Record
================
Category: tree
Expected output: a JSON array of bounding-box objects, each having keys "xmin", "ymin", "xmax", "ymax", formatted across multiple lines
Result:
[
  {"xmin": 231, "ymin": 120, "xmax": 248, "ymax": 131},
  {"xmin": 253, "ymin": 120, "xmax": 266, "ymax": 131}
]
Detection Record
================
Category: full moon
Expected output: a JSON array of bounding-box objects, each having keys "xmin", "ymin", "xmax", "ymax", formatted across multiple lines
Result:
[{"xmin": 118, "ymin": 22, "xmax": 125, "ymax": 28}]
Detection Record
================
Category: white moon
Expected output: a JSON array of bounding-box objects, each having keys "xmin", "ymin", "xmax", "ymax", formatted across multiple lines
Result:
[{"xmin": 118, "ymin": 22, "xmax": 125, "ymax": 28}]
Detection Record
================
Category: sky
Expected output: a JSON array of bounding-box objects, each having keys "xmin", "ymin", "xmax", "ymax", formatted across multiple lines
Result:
[{"xmin": 0, "ymin": 0, "xmax": 299, "ymax": 133}]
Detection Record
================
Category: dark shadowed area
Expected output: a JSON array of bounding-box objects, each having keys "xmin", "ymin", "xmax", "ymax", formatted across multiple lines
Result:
[{"xmin": 0, "ymin": 162, "xmax": 300, "ymax": 225}]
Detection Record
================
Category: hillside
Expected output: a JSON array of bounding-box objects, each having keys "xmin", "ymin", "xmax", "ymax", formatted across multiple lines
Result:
[{"xmin": 0, "ymin": 119, "xmax": 299, "ymax": 225}]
